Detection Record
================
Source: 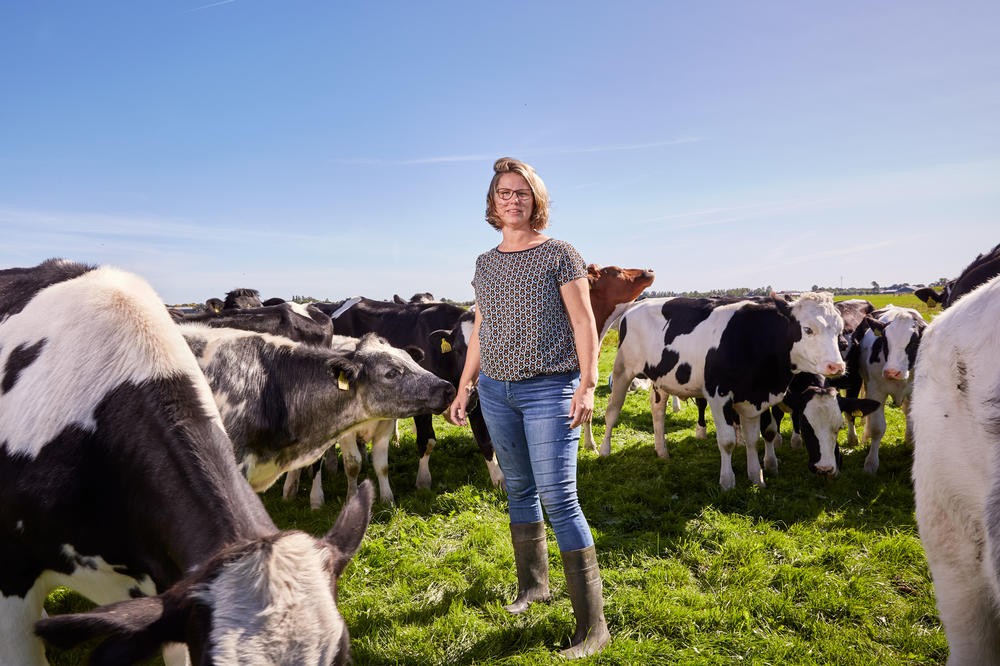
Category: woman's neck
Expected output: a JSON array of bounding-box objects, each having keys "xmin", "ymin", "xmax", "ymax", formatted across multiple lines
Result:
[{"xmin": 498, "ymin": 226, "xmax": 549, "ymax": 252}]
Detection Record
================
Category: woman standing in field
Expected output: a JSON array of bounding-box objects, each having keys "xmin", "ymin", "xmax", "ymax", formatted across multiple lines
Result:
[{"xmin": 448, "ymin": 157, "xmax": 609, "ymax": 658}]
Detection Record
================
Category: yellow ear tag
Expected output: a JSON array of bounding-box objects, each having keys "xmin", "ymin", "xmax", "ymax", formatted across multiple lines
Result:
[
  {"xmin": 440, "ymin": 339, "xmax": 453, "ymax": 353},
  {"xmin": 873, "ymin": 328, "xmax": 883, "ymax": 337},
  {"xmin": 338, "ymin": 371, "xmax": 350, "ymax": 391}
]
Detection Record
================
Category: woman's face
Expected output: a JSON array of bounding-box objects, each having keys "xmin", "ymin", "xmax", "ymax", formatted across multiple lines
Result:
[{"xmin": 493, "ymin": 172, "xmax": 534, "ymax": 229}]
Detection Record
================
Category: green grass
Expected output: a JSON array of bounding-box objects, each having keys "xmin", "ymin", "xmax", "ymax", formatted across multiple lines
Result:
[{"xmin": 44, "ymin": 302, "xmax": 946, "ymax": 665}]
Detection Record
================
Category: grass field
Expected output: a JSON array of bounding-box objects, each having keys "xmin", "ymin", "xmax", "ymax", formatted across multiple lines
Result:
[{"xmin": 44, "ymin": 293, "xmax": 947, "ymax": 665}]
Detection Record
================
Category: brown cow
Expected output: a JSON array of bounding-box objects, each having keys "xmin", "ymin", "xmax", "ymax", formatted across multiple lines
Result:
[{"xmin": 587, "ymin": 264, "xmax": 655, "ymax": 338}]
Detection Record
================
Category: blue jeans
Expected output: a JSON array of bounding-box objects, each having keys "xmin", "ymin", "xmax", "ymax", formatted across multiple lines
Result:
[{"xmin": 477, "ymin": 371, "xmax": 594, "ymax": 552}]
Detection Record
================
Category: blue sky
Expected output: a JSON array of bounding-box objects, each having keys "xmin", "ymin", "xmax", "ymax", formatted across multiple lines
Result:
[{"xmin": 2, "ymin": 1, "xmax": 997, "ymax": 304}]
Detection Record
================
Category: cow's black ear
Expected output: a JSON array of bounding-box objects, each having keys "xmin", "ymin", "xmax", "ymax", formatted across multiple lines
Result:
[
  {"xmin": 405, "ymin": 346, "xmax": 425, "ymax": 363},
  {"xmin": 327, "ymin": 357, "xmax": 361, "ymax": 387},
  {"xmin": 393, "ymin": 294, "xmax": 406, "ymax": 304},
  {"xmin": 325, "ymin": 479, "xmax": 375, "ymax": 577},
  {"xmin": 772, "ymin": 292, "xmax": 793, "ymax": 317},
  {"xmin": 837, "ymin": 396, "xmax": 881, "ymax": 418},
  {"xmin": 864, "ymin": 316, "xmax": 887, "ymax": 337},
  {"xmin": 429, "ymin": 329, "xmax": 455, "ymax": 355},
  {"xmin": 36, "ymin": 595, "xmax": 187, "ymax": 666}
]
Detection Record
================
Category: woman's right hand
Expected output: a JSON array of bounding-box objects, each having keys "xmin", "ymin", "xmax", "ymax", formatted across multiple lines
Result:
[{"xmin": 447, "ymin": 390, "xmax": 470, "ymax": 427}]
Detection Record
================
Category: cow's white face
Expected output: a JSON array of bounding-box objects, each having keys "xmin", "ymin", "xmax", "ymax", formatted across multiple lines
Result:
[
  {"xmin": 195, "ymin": 532, "xmax": 345, "ymax": 665},
  {"xmin": 879, "ymin": 308, "xmax": 924, "ymax": 381},
  {"xmin": 788, "ymin": 294, "xmax": 846, "ymax": 378},
  {"xmin": 802, "ymin": 390, "xmax": 843, "ymax": 475}
]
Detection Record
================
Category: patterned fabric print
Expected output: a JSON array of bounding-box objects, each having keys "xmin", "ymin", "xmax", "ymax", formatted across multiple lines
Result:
[{"xmin": 473, "ymin": 238, "xmax": 588, "ymax": 382}]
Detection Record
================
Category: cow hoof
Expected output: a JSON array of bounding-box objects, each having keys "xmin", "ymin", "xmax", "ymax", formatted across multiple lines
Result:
[
  {"xmin": 719, "ymin": 474, "xmax": 736, "ymax": 491},
  {"xmin": 379, "ymin": 492, "xmax": 395, "ymax": 505},
  {"xmin": 764, "ymin": 456, "xmax": 779, "ymax": 474},
  {"xmin": 599, "ymin": 443, "xmax": 612, "ymax": 457},
  {"xmin": 790, "ymin": 433, "xmax": 803, "ymax": 449},
  {"xmin": 846, "ymin": 434, "xmax": 859, "ymax": 447},
  {"xmin": 864, "ymin": 457, "xmax": 879, "ymax": 474},
  {"xmin": 654, "ymin": 445, "xmax": 669, "ymax": 460},
  {"xmin": 695, "ymin": 425, "xmax": 707, "ymax": 440}
]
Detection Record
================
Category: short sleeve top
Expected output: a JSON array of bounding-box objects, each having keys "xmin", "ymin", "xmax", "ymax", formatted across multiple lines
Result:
[{"xmin": 472, "ymin": 238, "xmax": 588, "ymax": 381}]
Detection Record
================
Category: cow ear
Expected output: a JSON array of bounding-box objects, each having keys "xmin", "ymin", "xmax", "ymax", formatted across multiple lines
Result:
[
  {"xmin": 404, "ymin": 345, "xmax": 425, "ymax": 363},
  {"xmin": 36, "ymin": 595, "xmax": 187, "ymax": 666},
  {"xmin": 837, "ymin": 396, "xmax": 881, "ymax": 418},
  {"xmin": 325, "ymin": 479, "xmax": 375, "ymax": 577},
  {"xmin": 863, "ymin": 316, "xmax": 886, "ymax": 337},
  {"xmin": 327, "ymin": 357, "xmax": 361, "ymax": 387},
  {"xmin": 393, "ymin": 294, "xmax": 405, "ymax": 304},
  {"xmin": 587, "ymin": 264, "xmax": 601, "ymax": 281},
  {"xmin": 771, "ymin": 292, "xmax": 793, "ymax": 317},
  {"xmin": 429, "ymin": 329, "xmax": 454, "ymax": 355}
]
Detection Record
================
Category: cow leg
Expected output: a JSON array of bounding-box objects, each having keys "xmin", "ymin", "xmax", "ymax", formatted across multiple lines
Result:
[
  {"xmin": 694, "ymin": 398, "xmax": 708, "ymax": 439},
  {"xmin": 470, "ymin": 406, "xmax": 505, "ymax": 488},
  {"xmin": 650, "ymin": 387, "xmax": 669, "ymax": 459},
  {"xmin": 709, "ymin": 398, "xmax": 739, "ymax": 490},
  {"xmin": 789, "ymin": 410, "xmax": 803, "ymax": 449},
  {"xmin": 864, "ymin": 403, "xmax": 887, "ymax": 474},
  {"xmin": 309, "ymin": 465, "xmax": 325, "ymax": 510},
  {"xmin": 0, "ymin": 584, "xmax": 49, "ymax": 665},
  {"xmin": 324, "ymin": 445, "xmax": 339, "ymax": 475},
  {"xmin": 599, "ymin": 361, "xmax": 633, "ymax": 457},
  {"xmin": 671, "ymin": 395, "xmax": 681, "ymax": 413},
  {"xmin": 371, "ymin": 419, "xmax": 396, "ymax": 503},
  {"xmin": 414, "ymin": 414, "xmax": 435, "ymax": 489},
  {"xmin": 740, "ymin": 413, "xmax": 769, "ymax": 485},
  {"xmin": 163, "ymin": 642, "xmax": 192, "ymax": 666},
  {"xmin": 282, "ymin": 467, "xmax": 302, "ymax": 500},
  {"xmin": 902, "ymin": 395, "xmax": 914, "ymax": 445},
  {"xmin": 761, "ymin": 407, "xmax": 782, "ymax": 451},
  {"xmin": 340, "ymin": 434, "xmax": 363, "ymax": 499}
]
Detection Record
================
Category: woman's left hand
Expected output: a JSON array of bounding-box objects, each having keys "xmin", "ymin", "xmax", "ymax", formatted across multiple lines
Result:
[{"xmin": 568, "ymin": 385, "xmax": 595, "ymax": 428}]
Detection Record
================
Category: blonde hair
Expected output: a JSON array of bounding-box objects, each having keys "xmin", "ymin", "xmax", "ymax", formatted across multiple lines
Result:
[{"xmin": 485, "ymin": 157, "xmax": 550, "ymax": 231}]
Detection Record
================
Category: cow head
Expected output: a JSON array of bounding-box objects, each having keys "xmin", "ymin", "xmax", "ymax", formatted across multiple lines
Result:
[
  {"xmin": 782, "ymin": 292, "xmax": 846, "ymax": 378},
  {"xmin": 587, "ymin": 264, "xmax": 655, "ymax": 333},
  {"xmin": 783, "ymin": 384, "xmax": 880, "ymax": 476},
  {"xmin": 428, "ymin": 310, "xmax": 475, "ymax": 385},
  {"xmin": 36, "ymin": 481, "xmax": 376, "ymax": 666},
  {"xmin": 865, "ymin": 308, "xmax": 927, "ymax": 381},
  {"xmin": 222, "ymin": 288, "xmax": 262, "ymax": 310},
  {"xmin": 351, "ymin": 333, "xmax": 456, "ymax": 418}
]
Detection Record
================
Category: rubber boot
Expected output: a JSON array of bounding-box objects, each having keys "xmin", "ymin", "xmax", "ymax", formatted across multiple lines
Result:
[
  {"xmin": 505, "ymin": 521, "xmax": 551, "ymax": 614},
  {"xmin": 559, "ymin": 546, "xmax": 610, "ymax": 659}
]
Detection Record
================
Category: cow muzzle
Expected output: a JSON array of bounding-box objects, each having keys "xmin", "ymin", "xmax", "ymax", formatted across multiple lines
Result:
[
  {"xmin": 882, "ymin": 368, "xmax": 905, "ymax": 381},
  {"xmin": 823, "ymin": 362, "xmax": 846, "ymax": 378}
]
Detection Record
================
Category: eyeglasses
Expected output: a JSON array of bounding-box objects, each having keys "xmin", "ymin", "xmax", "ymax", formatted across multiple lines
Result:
[{"xmin": 495, "ymin": 188, "xmax": 533, "ymax": 202}]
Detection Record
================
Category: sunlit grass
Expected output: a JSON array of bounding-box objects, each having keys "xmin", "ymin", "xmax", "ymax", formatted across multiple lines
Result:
[{"xmin": 44, "ymin": 306, "xmax": 945, "ymax": 664}]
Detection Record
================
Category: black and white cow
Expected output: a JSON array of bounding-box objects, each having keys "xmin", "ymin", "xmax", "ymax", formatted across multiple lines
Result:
[
  {"xmin": 854, "ymin": 305, "xmax": 927, "ymax": 473},
  {"xmin": 912, "ymin": 274, "xmax": 1000, "ymax": 664},
  {"xmin": 826, "ymin": 298, "xmax": 875, "ymax": 446},
  {"xmin": 317, "ymin": 297, "xmax": 503, "ymax": 491},
  {"xmin": 914, "ymin": 242, "xmax": 1000, "ymax": 310},
  {"xmin": 0, "ymin": 260, "xmax": 373, "ymax": 665},
  {"xmin": 179, "ymin": 324, "xmax": 456, "ymax": 498},
  {"xmin": 593, "ymin": 292, "xmax": 845, "ymax": 489},
  {"xmin": 172, "ymin": 301, "xmax": 335, "ymax": 347},
  {"xmin": 761, "ymin": 373, "xmax": 880, "ymax": 476},
  {"xmin": 393, "ymin": 292, "xmax": 436, "ymax": 304}
]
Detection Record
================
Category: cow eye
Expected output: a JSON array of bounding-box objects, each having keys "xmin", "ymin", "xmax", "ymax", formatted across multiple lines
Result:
[
  {"xmin": 385, "ymin": 368, "xmax": 401, "ymax": 379},
  {"xmin": 804, "ymin": 327, "xmax": 814, "ymax": 335}
]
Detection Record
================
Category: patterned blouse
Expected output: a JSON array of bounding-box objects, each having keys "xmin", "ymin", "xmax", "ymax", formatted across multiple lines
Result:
[{"xmin": 472, "ymin": 238, "xmax": 588, "ymax": 381}]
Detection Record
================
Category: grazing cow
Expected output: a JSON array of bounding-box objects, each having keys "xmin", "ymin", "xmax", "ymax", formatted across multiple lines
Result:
[
  {"xmin": 179, "ymin": 324, "xmax": 455, "ymax": 496},
  {"xmin": 911, "ymin": 275, "xmax": 1000, "ymax": 664},
  {"xmin": 0, "ymin": 259, "xmax": 374, "ymax": 665},
  {"xmin": 594, "ymin": 292, "xmax": 844, "ymax": 489},
  {"xmin": 221, "ymin": 287, "xmax": 262, "ymax": 309},
  {"xmin": 914, "ymin": 242, "xmax": 1000, "ymax": 309},
  {"xmin": 171, "ymin": 301, "xmax": 335, "ymax": 347},
  {"xmin": 317, "ymin": 297, "xmax": 504, "ymax": 493},
  {"xmin": 855, "ymin": 305, "xmax": 927, "ymax": 473},
  {"xmin": 761, "ymin": 373, "xmax": 880, "ymax": 476}
]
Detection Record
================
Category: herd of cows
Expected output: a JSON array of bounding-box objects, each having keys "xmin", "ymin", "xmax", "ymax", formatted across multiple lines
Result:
[{"xmin": 0, "ymin": 242, "xmax": 997, "ymax": 664}]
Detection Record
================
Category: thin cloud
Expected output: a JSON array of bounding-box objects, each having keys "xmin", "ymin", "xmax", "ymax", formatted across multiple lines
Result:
[
  {"xmin": 330, "ymin": 137, "xmax": 703, "ymax": 166},
  {"xmin": 187, "ymin": 0, "xmax": 236, "ymax": 12}
]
